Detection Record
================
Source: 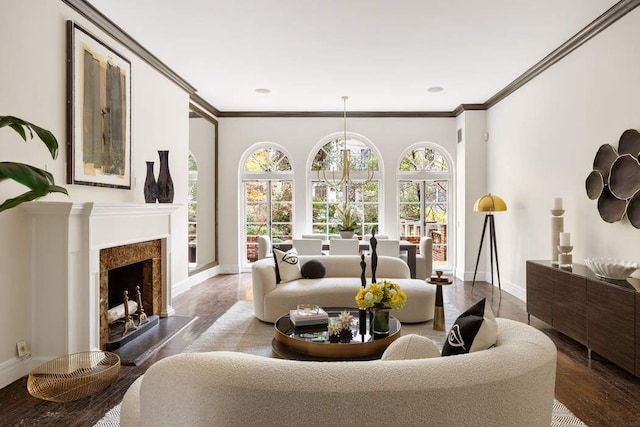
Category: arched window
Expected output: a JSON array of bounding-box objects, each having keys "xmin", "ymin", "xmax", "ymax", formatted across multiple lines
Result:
[
  {"xmin": 188, "ymin": 153, "xmax": 198, "ymax": 266},
  {"xmin": 398, "ymin": 144, "xmax": 453, "ymax": 269},
  {"xmin": 241, "ymin": 145, "xmax": 293, "ymax": 267},
  {"xmin": 310, "ymin": 134, "xmax": 382, "ymax": 237}
]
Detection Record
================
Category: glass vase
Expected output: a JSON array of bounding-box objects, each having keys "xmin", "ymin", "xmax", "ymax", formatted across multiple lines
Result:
[{"xmin": 371, "ymin": 308, "xmax": 390, "ymax": 336}]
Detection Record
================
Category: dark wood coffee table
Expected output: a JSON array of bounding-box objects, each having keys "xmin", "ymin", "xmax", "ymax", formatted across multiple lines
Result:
[{"xmin": 272, "ymin": 307, "xmax": 401, "ymax": 361}]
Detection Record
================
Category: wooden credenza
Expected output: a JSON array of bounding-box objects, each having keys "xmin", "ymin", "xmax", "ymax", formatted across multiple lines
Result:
[{"xmin": 526, "ymin": 260, "xmax": 639, "ymax": 377}]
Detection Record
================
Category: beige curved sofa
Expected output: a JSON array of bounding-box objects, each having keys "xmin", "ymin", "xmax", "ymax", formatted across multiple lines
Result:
[
  {"xmin": 251, "ymin": 255, "xmax": 436, "ymax": 323},
  {"xmin": 119, "ymin": 318, "xmax": 557, "ymax": 426}
]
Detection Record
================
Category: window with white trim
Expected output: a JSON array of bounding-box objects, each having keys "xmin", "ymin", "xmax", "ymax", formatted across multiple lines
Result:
[
  {"xmin": 242, "ymin": 146, "xmax": 293, "ymax": 266},
  {"xmin": 398, "ymin": 145, "xmax": 452, "ymax": 268},
  {"xmin": 310, "ymin": 135, "xmax": 381, "ymax": 237}
]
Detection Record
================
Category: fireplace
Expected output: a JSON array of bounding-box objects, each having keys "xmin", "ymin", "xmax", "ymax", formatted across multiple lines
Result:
[
  {"xmin": 100, "ymin": 239, "xmax": 162, "ymax": 350},
  {"xmin": 24, "ymin": 202, "xmax": 178, "ymax": 362}
]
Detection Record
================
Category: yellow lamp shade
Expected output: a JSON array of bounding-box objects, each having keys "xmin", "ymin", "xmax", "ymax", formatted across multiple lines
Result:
[{"xmin": 474, "ymin": 193, "xmax": 507, "ymax": 212}]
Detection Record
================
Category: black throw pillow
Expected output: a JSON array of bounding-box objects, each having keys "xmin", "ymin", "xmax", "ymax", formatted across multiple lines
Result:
[
  {"xmin": 441, "ymin": 298, "xmax": 498, "ymax": 356},
  {"xmin": 301, "ymin": 259, "xmax": 326, "ymax": 279}
]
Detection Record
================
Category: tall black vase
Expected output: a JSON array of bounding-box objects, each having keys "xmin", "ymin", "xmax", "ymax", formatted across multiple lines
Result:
[
  {"xmin": 143, "ymin": 161, "xmax": 158, "ymax": 203},
  {"xmin": 156, "ymin": 150, "xmax": 174, "ymax": 203}
]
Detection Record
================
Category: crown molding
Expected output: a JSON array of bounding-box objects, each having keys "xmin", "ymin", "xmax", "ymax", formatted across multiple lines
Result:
[
  {"xmin": 190, "ymin": 93, "xmax": 222, "ymax": 118},
  {"xmin": 65, "ymin": 0, "xmax": 640, "ymax": 116},
  {"xmin": 61, "ymin": 0, "xmax": 196, "ymax": 94},
  {"xmin": 216, "ymin": 110, "xmax": 455, "ymax": 118},
  {"xmin": 485, "ymin": 0, "xmax": 640, "ymax": 108},
  {"xmin": 452, "ymin": 104, "xmax": 487, "ymax": 117}
]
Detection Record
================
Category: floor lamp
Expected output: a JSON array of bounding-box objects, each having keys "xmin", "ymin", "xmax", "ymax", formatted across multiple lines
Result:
[{"xmin": 472, "ymin": 193, "xmax": 507, "ymax": 295}]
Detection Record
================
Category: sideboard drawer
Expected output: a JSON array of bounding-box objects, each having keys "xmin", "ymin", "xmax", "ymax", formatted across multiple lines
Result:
[
  {"xmin": 553, "ymin": 269, "xmax": 586, "ymax": 345},
  {"xmin": 526, "ymin": 261, "xmax": 553, "ymax": 325},
  {"xmin": 587, "ymin": 279, "xmax": 635, "ymax": 374}
]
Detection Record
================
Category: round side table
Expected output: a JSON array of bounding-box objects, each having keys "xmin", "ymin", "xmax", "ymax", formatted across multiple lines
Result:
[{"xmin": 426, "ymin": 278, "xmax": 453, "ymax": 331}]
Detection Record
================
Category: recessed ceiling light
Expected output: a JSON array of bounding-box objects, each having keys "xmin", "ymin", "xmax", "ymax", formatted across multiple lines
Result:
[
  {"xmin": 255, "ymin": 88, "xmax": 271, "ymax": 94},
  {"xmin": 427, "ymin": 86, "xmax": 444, "ymax": 93}
]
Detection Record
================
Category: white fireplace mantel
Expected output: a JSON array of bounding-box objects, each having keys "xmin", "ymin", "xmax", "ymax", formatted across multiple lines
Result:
[{"xmin": 23, "ymin": 202, "xmax": 180, "ymax": 362}]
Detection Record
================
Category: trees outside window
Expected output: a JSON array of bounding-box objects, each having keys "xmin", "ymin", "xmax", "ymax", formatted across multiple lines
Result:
[
  {"xmin": 188, "ymin": 153, "xmax": 198, "ymax": 264},
  {"xmin": 242, "ymin": 146, "xmax": 293, "ymax": 265},
  {"xmin": 310, "ymin": 181, "xmax": 379, "ymax": 236},
  {"xmin": 398, "ymin": 145, "xmax": 452, "ymax": 268},
  {"xmin": 310, "ymin": 135, "xmax": 381, "ymax": 237}
]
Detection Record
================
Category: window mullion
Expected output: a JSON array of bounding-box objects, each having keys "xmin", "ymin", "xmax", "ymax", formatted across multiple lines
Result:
[
  {"xmin": 267, "ymin": 180, "xmax": 273, "ymax": 239},
  {"xmin": 421, "ymin": 181, "xmax": 426, "ymax": 237}
]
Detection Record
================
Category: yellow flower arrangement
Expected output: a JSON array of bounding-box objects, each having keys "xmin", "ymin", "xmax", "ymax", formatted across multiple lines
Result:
[{"xmin": 355, "ymin": 280, "xmax": 407, "ymax": 311}]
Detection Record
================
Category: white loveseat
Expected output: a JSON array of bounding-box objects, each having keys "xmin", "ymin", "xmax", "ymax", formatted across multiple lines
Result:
[
  {"xmin": 251, "ymin": 255, "xmax": 436, "ymax": 323},
  {"xmin": 119, "ymin": 318, "xmax": 557, "ymax": 426}
]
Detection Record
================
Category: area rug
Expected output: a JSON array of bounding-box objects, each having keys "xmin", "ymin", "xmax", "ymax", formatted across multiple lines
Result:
[{"xmin": 94, "ymin": 300, "xmax": 588, "ymax": 426}]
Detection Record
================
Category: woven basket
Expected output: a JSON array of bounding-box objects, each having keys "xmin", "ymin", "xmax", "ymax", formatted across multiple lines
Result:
[{"xmin": 27, "ymin": 351, "xmax": 120, "ymax": 402}]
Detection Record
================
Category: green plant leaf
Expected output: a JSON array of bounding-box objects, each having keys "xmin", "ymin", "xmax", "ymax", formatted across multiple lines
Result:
[
  {"xmin": 0, "ymin": 162, "xmax": 55, "ymax": 188},
  {"xmin": 0, "ymin": 162, "xmax": 68, "ymax": 212},
  {"xmin": 0, "ymin": 115, "xmax": 67, "ymax": 213},
  {"xmin": 8, "ymin": 123, "xmax": 27, "ymax": 140},
  {"xmin": 30, "ymin": 124, "xmax": 59, "ymax": 159},
  {"xmin": 0, "ymin": 186, "xmax": 68, "ymax": 213},
  {"xmin": 0, "ymin": 115, "xmax": 58, "ymax": 158}
]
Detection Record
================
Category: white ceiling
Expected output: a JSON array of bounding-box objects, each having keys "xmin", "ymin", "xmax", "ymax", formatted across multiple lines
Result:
[{"xmin": 86, "ymin": 0, "xmax": 618, "ymax": 112}]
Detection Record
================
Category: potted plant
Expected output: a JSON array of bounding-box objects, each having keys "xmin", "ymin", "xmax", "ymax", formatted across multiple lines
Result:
[
  {"xmin": 335, "ymin": 200, "xmax": 358, "ymax": 239},
  {"xmin": 0, "ymin": 115, "xmax": 67, "ymax": 212}
]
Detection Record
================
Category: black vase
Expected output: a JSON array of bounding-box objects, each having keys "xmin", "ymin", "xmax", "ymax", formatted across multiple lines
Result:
[
  {"xmin": 156, "ymin": 150, "xmax": 174, "ymax": 203},
  {"xmin": 143, "ymin": 161, "xmax": 158, "ymax": 203}
]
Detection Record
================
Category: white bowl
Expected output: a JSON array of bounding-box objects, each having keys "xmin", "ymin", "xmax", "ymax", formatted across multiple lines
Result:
[{"xmin": 584, "ymin": 257, "xmax": 639, "ymax": 280}]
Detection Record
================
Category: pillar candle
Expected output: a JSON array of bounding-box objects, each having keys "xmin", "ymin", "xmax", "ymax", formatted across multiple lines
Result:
[
  {"xmin": 553, "ymin": 197, "xmax": 563, "ymax": 210},
  {"xmin": 559, "ymin": 232, "xmax": 571, "ymax": 246}
]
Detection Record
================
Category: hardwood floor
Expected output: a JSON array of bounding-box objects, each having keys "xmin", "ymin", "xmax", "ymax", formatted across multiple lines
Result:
[{"xmin": 0, "ymin": 273, "xmax": 638, "ymax": 426}]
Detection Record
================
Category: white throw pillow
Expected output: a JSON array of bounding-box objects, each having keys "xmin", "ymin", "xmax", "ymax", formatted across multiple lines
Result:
[
  {"xmin": 381, "ymin": 334, "xmax": 441, "ymax": 360},
  {"xmin": 272, "ymin": 248, "xmax": 302, "ymax": 284}
]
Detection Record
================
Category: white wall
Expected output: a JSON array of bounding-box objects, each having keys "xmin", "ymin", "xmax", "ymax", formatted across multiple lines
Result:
[
  {"xmin": 218, "ymin": 117, "xmax": 457, "ymax": 272},
  {"xmin": 189, "ymin": 116, "xmax": 217, "ymax": 268},
  {"xmin": 487, "ymin": 7, "xmax": 640, "ymax": 298},
  {"xmin": 455, "ymin": 111, "xmax": 490, "ymax": 284},
  {"xmin": 0, "ymin": 0, "xmax": 190, "ymax": 387}
]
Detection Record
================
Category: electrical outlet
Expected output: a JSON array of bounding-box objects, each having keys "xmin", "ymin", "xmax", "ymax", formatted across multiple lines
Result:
[{"xmin": 16, "ymin": 340, "xmax": 30, "ymax": 358}]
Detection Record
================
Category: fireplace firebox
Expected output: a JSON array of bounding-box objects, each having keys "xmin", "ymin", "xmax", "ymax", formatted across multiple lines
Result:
[{"xmin": 100, "ymin": 239, "xmax": 162, "ymax": 350}]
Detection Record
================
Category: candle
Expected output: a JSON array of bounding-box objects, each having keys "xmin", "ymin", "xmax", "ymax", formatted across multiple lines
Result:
[
  {"xmin": 559, "ymin": 232, "xmax": 571, "ymax": 246},
  {"xmin": 553, "ymin": 197, "xmax": 563, "ymax": 210}
]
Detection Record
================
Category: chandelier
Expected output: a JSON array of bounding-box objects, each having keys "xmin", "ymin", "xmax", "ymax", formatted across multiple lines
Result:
[{"xmin": 317, "ymin": 96, "xmax": 374, "ymax": 189}]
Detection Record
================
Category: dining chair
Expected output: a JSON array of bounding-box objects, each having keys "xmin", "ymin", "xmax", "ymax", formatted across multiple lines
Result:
[
  {"xmin": 257, "ymin": 235, "xmax": 272, "ymax": 260},
  {"xmin": 328, "ymin": 238, "xmax": 359, "ymax": 255},
  {"xmin": 292, "ymin": 238, "xmax": 323, "ymax": 255},
  {"xmin": 301, "ymin": 234, "xmax": 326, "ymax": 240},
  {"xmin": 372, "ymin": 239, "xmax": 400, "ymax": 257},
  {"xmin": 415, "ymin": 236, "xmax": 433, "ymax": 279},
  {"xmin": 363, "ymin": 234, "xmax": 389, "ymax": 241}
]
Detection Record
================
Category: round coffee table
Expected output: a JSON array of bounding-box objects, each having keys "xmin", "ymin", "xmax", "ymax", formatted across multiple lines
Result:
[{"xmin": 272, "ymin": 307, "xmax": 401, "ymax": 361}]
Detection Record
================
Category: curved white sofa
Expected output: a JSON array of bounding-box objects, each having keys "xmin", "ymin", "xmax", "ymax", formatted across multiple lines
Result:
[
  {"xmin": 119, "ymin": 318, "xmax": 557, "ymax": 426},
  {"xmin": 251, "ymin": 255, "xmax": 436, "ymax": 323}
]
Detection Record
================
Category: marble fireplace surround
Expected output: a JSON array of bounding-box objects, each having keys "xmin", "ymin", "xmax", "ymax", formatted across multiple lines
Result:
[
  {"xmin": 100, "ymin": 239, "xmax": 162, "ymax": 350},
  {"xmin": 24, "ymin": 202, "xmax": 179, "ymax": 362}
]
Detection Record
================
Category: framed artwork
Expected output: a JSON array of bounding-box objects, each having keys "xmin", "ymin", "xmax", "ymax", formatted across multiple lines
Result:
[{"xmin": 66, "ymin": 21, "xmax": 132, "ymax": 189}]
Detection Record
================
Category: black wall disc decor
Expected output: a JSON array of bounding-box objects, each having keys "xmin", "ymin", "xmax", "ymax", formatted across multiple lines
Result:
[{"xmin": 586, "ymin": 129, "xmax": 640, "ymax": 228}]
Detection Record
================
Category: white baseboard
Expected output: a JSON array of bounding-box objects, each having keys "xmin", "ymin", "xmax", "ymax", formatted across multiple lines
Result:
[
  {"xmin": 173, "ymin": 265, "xmax": 221, "ymax": 297},
  {"xmin": 219, "ymin": 264, "xmax": 240, "ymax": 274},
  {"xmin": 501, "ymin": 280, "xmax": 525, "ymax": 302},
  {"xmin": 0, "ymin": 356, "xmax": 34, "ymax": 390},
  {"xmin": 454, "ymin": 269, "xmax": 525, "ymax": 303}
]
